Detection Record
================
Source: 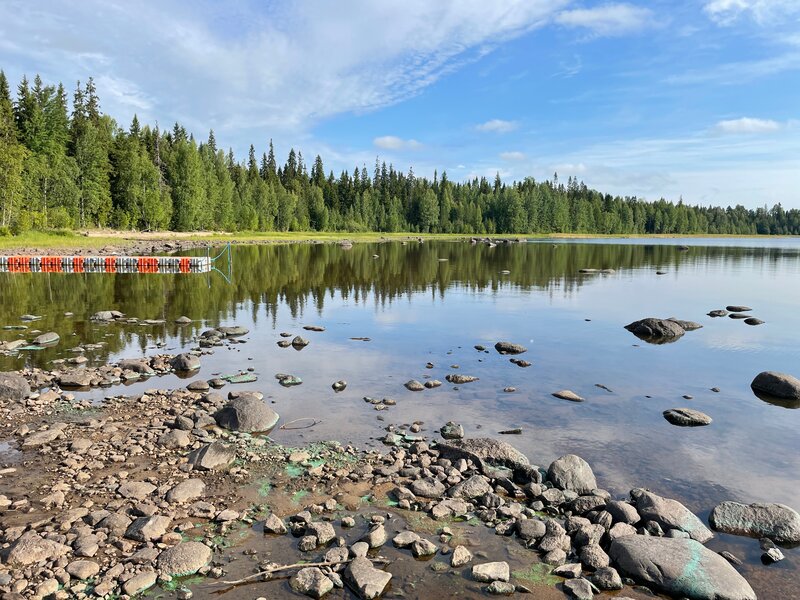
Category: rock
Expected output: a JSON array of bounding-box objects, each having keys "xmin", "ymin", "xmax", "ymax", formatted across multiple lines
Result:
[
  {"xmin": 548, "ymin": 455, "xmax": 597, "ymax": 494},
  {"xmin": 332, "ymin": 380, "xmax": 347, "ymax": 392},
  {"xmin": 552, "ymin": 390, "xmax": 584, "ymax": 402},
  {"xmin": 187, "ymin": 379, "xmax": 210, "ymax": 392},
  {"xmin": 344, "ymin": 557, "xmax": 392, "ymax": 600},
  {"xmin": 729, "ymin": 313, "xmax": 749, "ymax": 319},
  {"xmin": 277, "ymin": 373, "xmax": 302, "ymax": 387},
  {"xmin": 487, "ymin": 581, "xmax": 516, "ymax": 594},
  {"xmin": 472, "ymin": 562, "xmax": 510, "ymax": 583},
  {"xmin": 411, "ymin": 538, "xmax": 438, "ymax": 558},
  {"xmin": 591, "ymin": 566, "xmax": 622, "ymax": 590},
  {"xmin": 175, "ymin": 316, "xmax": 192, "ymax": 324},
  {"xmin": 580, "ymin": 544, "xmax": 610, "ymax": 569},
  {"xmin": 726, "ymin": 305, "xmax": 752, "ymax": 312},
  {"xmin": 157, "ymin": 542, "xmax": 212, "ymax": 576},
  {"xmin": 118, "ymin": 358, "xmax": 156, "ymax": 375},
  {"xmin": 610, "ymin": 536, "xmax": 756, "ymax": 600},
  {"xmin": 445, "ymin": 374, "xmax": 479, "ymax": 384},
  {"xmin": 744, "ymin": 317, "xmax": 764, "ymax": 325},
  {"xmin": 437, "ymin": 437, "xmax": 530, "ymax": 476},
  {"xmin": 606, "ymin": 501, "xmax": 639, "ymax": 525},
  {"xmin": 292, "ymin": 336, "xmax": 310, "ymax": 349},
  {"xmin": 517, "ymin": 519, "xmax": 546, "ymax": 541},
  {"xmin": 411, "ymin": 477, "xmax": 446, "ymax": 498},
  {"xmin": 448, "ymin": 475, "xmax": 491, "ymax": 499},
  {"xmin": 122, "ymin": 570, "xmax": 157, "ymax": 596},
  {"xmin": 291, "ymin": 567, "xmax": 334, "ymax": 598},
  {"xmin": 404, "ymin": 380, "xmax": 424, "ymax": 392},
  {"xmin": 215, "ymin": 395, "xmax": 279, "ymax": 432},
  {"xmin": 216, "ymin": 325, "xmax": 248, "ymax": 337},
  {"xmin": 762, "ymin": 546, "xmax": 784, "ymax": 563},
  {"xmin": 751, "ymin": 371, "xmax": 800, "ymax": 400},
  {"xmin": 21, "ymin": 422, "xmax": 67, "ymax": 447},
  {"xmin": 707, "ymin": 309, "xmax": 728, "ymax": 317},
  {"xmin": 188, "ymin": 442, "xmax": 236, "ymax": 470},
  {"xmin": 392, "ymin": 531, "xmax": 420, "ymax": 548},
  {"xmin": 564, "ymin": 578, "xmax": 598, "ymax": 600},
  {"xmin": 451, "ymin": 545, "xmax": 473, "ymax": 567},
  {"xmin": 553, "ymin": 563, "xmax": 582, "ymax": 578},
  {"xmin": 631, "ymin": 489, "xmax": 713, "ymax": 542},
  {"xmin": 0, "ymin": 372, "xmax": 29, "ymax": 401},
  {"xmin": 308, "ymin": 521, "xmax": 337, "ymax": 546},
  {"xmin": 663, "ymin": 408, "xmax": 712, "ymax": 427},
  {"xmin": 158, "ymin": 429, "xmax": 192, "ymax": 449},
  {"xmin": 58, "ymin": 370, "xmax": 93, "ymax": 388},
  {"xmin": 1, "ymin": 531, "xmax": 70, "ymax": 566},
  {"xmin": 92, "ymin": 310, "xmax": 123, "ymax": 321},
  {"xmin": 166, "ymin": 479, "xmax": 206, "ymax": 503},
  {"xmin": 709, "ymin": 501, "xmax": 800, "ymax": 544},
  {"xmin": 125, "ymin": 515, "xmax": 172, "ymax": 542},
  {"xmin": 624, "ymin": 318, "xmax": 686, "ymax": 343},
  {"xmin": 425, "ymin": 379, "xmax": 442, "ymax": 389},
  {"xmin": 495, "ymin": 341, "xmax": 527, "ymax": 355},
  {"xmin": 171, "ymin": 353, "xmax": 201, "ymax": 372},
  {"xmin": 440, "ymin": 421, "xmax": 464, "ymax": 440},
  {"xmin": 263, "ymin": 513, "xmax": 288, "ymax": 535},
  {"xmin": 118, "ymin": 481, "xmax": 156, "ymax": 501},
  {"xmin": 33, "ymin": 331, "xmax": 59, "ymax": 346},
  {"xmin": 667, "ymin": 318, "xmax": 703, "ymax": 331}
]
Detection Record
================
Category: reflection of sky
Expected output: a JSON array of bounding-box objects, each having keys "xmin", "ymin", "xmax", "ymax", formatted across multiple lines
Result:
[{"xmin": 3, "ymin": 242, "xmax": 800, "ymax": 520}]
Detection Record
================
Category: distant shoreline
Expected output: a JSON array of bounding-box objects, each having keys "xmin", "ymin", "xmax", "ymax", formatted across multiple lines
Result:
[{"xmin": 0, "ymin": 229, "xmax": 796, "ymax": 256}]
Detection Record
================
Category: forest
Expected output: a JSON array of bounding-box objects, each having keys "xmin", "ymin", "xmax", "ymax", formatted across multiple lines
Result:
[{"xmin": 1, "ymin": 71, "xmax": 798, "ymax": 236}]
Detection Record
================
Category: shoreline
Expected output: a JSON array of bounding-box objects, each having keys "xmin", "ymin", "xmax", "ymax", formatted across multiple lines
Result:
[{"xmin": 0, "ymin": 229, "xmax": 796, "ymax": 256}]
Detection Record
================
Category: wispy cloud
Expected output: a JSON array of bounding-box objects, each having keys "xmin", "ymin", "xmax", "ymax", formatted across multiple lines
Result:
[
  {"xmin": 713, "ymin": 117, "xmax": 783, "ymax": 134},
  {"xmin": 373, "ymin": 136, "xmax": 423, "ymax": 150},
  {"xmin": 665, "ymin": 52, "xmax": 800, "ymax": 85},
  {"xmin": 500, "ymin": 151, "xmax": 526, "ymax": 161},
  {"xmin": 476, "ymin": 119, "xmax": 519, "ymax": 133},
  {"xmin": 554, "ymin": 3, "xmax": 654, "ymax": 36},
  {"xmin": 704, "ymin": 0, "xmax": 800, "ymax": 25}
]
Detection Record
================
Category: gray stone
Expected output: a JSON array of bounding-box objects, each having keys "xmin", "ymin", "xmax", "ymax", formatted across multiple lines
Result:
[
  {"xmin": 709, "ymin": 501, "xmax": 800, "ymax": 544},
  {"xmin": 307, "ymin": 521, "xmax": 337, "ymax": 546},
  {"xmin": 0, "ymin": 372, "xmax": 29, "ymax": 402},
  {"xmin": 166, "ymin": 479, "xmax": 206, "ymax": 503},
  {"xmin": 726, "ymin": 305, "xmax": 752, "ymax": 312},
  {"xmin": 411, "ymin": 538, "xmax": 438, "ymax": 558},
  {"xmin": 610, "ymin": 536, "xmax": 756, "ymax": 600},
  {"xmin": 751, "ymin": 371, "xmax": 800, "ymax": 400},
  {"xmin": 663, "ymin": 408, "xmax": 712, "ymax": 426},
  {"xmin": 1, "ymin": 531, "xmax": 70, "ymax": 566},
  {"xmin": 58, "ymin": 370, "xmax": 93, "ymax": 388},
  {"xmin": 361, "ymin": 524, "xmax": 387, "ymax": 549},
  {"xmin": 122, "ymin": 570, "xmax": 157, "ymax": 596},
  {"xmin": 171, "ymin": 353, "xmax": 201, "ymax": 372},
  {"xmin": 667, "ymin": 318, "xmax": 703, "ymax": 331},
  {"xmin": 606, "ymin": 500, "xmax": 640, "ymax": 525},
  {"xmin": 158, "ymin": 429, "xmax": 192, "ymax": 449},
  {"xmin": 33, "ymin": 331, "xmax": 59, "ymax": 346},
  {"xmin": 631, "ymin": 489, "xmax": 713, "ymax": 543},
  {"xmin": 486, "ymin": 581, "xmax": 516, "ymax": 594},
  {"xmin": 445, "ymin": 374, "xmax": 479, "ymax": 384},
  {"xmin": 118, "ymin": 481, "xmax": 156, "ymax": 501},
  {"xmin": 548, "ymin": 454, "xmax": 597, "ymax": 494},
  {"xmin": 125, "ymin": 515, "xmax": 172, "ymax": 542},
  {"xmin": 495, "ymin": 341, "xmax": 527, "ymax": 355},
  {"xmin": 591, "ymin": 566, "xmax": 623, "ymax": 590},
  {"xmin": 215, "ymin": 395, "xmax": 279, "ymax": 432},
  {"xmin": 157, "ymin": 542, "xmax": 212, "ymax": 576},
  {"xmin": 21, "ymin": 423, "xmax": 67, "ymax": 447},
  {"xmin": 472, "ymin": 562, "xmax": 510, "ymax": 583},
  {"xmin": 451, "ymin": 545, "xmax": 472, "ymax": 567},
  {"xmin": 118, "ymin": 359, "xmax": 156, "ymax": 375},
  {"xmin": 411, "ymin": 477, "xmax": 446, "ymax": 498},
  {"xmin": 447, "ymin": 475, "xmax": 491, "ymax": 499},
  {"xmin": 437, "ymin": 437, "xmax": 530, "ymax": 475},
  {"xmin": 580, "ymin": 544, "xmax": 610, "ymax": 569},
  {"xmin": 344, "ymin": 557, "xmax": 392, "ymax": 600},
  {"xmin": 291, "ymin": 567, "xmax": 334, "ymax": 599},
  {"xmin": 552, "ymin": 389, "xmax": 585, "ymax": 402},
  {"xmin": 392, "ymin": 531, "xmax": 420, "ymax": 548},
  {"xmin": 564, "ymin": 578, "xmax": 598, "ymax": 600},
  {"xmin": 553, "ymin": 563, "xmax": 582, "ymax": 578},
  {"xmin": 440, "ymin": 421, "xmax": 464, "ymax": 440},
  {"xmin": 517, "ymin": 518, "xmax": 546, "ymax": 541},
  {"xmin": 217, "ymin": 325, "xmax": 248, "ymax": 337},
  {"xmin": 264, "ymin": 513, "xmax": 288, "ymax": 535},
  {"xmin": 625, "ymin": 317, "xmax": 686, "ymax": 341},
  {"xmin": 404, "ymin": 379, "xmax": 425, "ymax": 391},
  {"xmin": 188, "ymin": 442, "xmax": 236, "ymax": 470}
]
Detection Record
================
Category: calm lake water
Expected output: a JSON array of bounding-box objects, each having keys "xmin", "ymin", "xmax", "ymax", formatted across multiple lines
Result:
[{"xmin": 1, "ymin": 238, "xmax": 798, "ymax": 598}]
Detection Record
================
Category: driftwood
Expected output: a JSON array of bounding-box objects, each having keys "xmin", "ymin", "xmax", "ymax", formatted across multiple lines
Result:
[
  {"xmin": 221, "ymin": 556, "xmax": 389, "ymax": 586},
  {"xmin": 279, "ymin": 418, "xmax": 322, "ymax": 430}
]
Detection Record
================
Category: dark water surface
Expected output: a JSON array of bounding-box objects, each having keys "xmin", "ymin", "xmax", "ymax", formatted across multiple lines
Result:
[{"xmin": 1, "ymin": 238, "xmax": 798, "ymax": 598}]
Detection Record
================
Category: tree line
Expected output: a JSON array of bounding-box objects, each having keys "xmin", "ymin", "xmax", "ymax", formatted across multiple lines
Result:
[{"xmin": 1, "ymin": 71, "xmax": 798, "ymax": 236}]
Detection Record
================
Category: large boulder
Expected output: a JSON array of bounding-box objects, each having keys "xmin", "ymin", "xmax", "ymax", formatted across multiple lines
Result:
[
  {"xmin": 631, "ymin": 489, "xmax": 713, "ymax": 543},
  {"xmin": 624, "ymin": 318, "xmax": 685, "ymax": 343},
  {"xmin": 0, "ymin": 372, "xmax": 30, "ymax": 402},
  {"xmin": 495, "ymin": 341, "xmax": 527, "ymax": 355},
  {"xmin": 751, "ymin": 371, "xmax": 800, "ymax": 401},
  {"xmin": 709, "ymin": 501, "xmax": 800, "ymax": 544},
  {"xmin": 548, "ymin": 455, "xmax": 597, "ymax": 494},
  {"xmin": 157, "ymin": 541, "xmax": 212, "ymax": 576},
  {"xmin": 215, "ymin": 395, "xmax": 279, "ymax": 432},
  {"xmin": 437, "ymin": 438, "xmax": 530, "ymax": 476},
  {"xmin": 609, "ymin": 536, "xmax": 756, "ymax": 600},
  {"xmin": 0, "ymin": 531, "xmax": 70, "ymax": 566},
  {"xmin": 344, "ymin": 557, "xmax": 392, "ymax": 600}
]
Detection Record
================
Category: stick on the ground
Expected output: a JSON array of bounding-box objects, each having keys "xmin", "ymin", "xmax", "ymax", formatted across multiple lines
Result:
[
  {"xmin": 279, "ymin": 418, "xmax": 322, "ymax": 430},
  {"xmin": 221, "ymin": 557, "xmax": 389, "ymax": 586}
]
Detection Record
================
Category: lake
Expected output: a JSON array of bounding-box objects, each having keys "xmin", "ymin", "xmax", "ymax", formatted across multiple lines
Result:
[{"xmin": 1, "ymin": 238, "xmax": 798, "ymax": 598}]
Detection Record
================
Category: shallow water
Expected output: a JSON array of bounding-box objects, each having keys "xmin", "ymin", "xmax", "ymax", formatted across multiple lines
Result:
[{"xmin": 1, "ymin": 238, "xmax": 798, "ymax": 598}]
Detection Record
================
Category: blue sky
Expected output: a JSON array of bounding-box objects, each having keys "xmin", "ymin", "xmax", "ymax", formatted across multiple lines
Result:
[{"xmin": 1, "ymin": 0, "xmax": 798, "ymax": 207}]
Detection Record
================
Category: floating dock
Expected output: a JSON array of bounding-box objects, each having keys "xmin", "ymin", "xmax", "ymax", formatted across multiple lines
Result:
[{"xmin": 0, "ymin": 255, "xmax": 212, "ymax": 274}]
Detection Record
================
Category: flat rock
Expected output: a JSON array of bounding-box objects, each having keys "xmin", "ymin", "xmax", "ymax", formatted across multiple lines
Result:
[
  {"xmin": 751, "ymin": 371, "xmax": 800, "ymax": 400},
  {"xmin": 624, "ymin": 317, "xmax": 685, "ymax": 343},
  {"xmin": 404, "ymin": 380, "xmax": 424, "ymax": 392},
  {"xmin": 445, "ymin": 373, "xmax": 479, "ymax": 384},
  {"xmin": 744, "ymin": 318, "xmax": 764, "ymax": 325},
  {"xmin": 118, "ymin": 481, "xmax": 156, "ymax": 501},
  {"xmin": 552, "ymin": 389, "xmax": 584, "ymax": 402},
  {"xmin": 663, "ymin": 408, "xmax": 712, "ymax": 427},
  {"xmin": 215, "ymin": 395, "xmax": 279, "ymax": 432},
  {"xmin": 631, "ymin": 489, "xmax": 713, "ymax": 543},
  {"xmin": 33, "ymin": 331, "xmax": 59, "ymax": 346},
  {"xmin": 495, "ymin": 341, "xmax": 527, "ymax": 355},
  {"xmin": 411, "ymin": 477, "xmax": 446, "ymax": 499},
  {"xmin": 125, "ymin": 515, "xmax": 172, "ymax": 542},
  {"xmin": 564, "ymin": 578, "xmax": 598, "ymax": 600},
  {"xmin": 0, "ymin": 372, "xmax": 30, "ymax": 401},
  {"xmin": 709, "ymin": 501, "xmax": 800, "ymax": 544},
  {"xmin": 609, "ymin": 536, "xmax": 756, "ymax": 600},
  {"xmin": 726, "ymin": 305, "xmax": 752, "ymax": 312},
  {"xmin": 122, "ymin": 570, "xmax": 157, "ymax": 596},
  {"xmin": 344, "ymin": 557, "xmax": 392, "ymax": 600},
  {"xmin": 188, "ymin": 441, "xmax": 236, "ymax": 470},
  {"xmin": 157, "ymin": 541, "xmax": 212, "ymax": 576},
  {"xmin": 166, "ymin": 479, "xmax": 206, "ymax": 503},
  {"xmin": 437, "ymin": 437, "xmax": 529, "ymax": 475},
  {"xmin": 1, "ymin": 531, "xmax": 70, "ymax": 566},
  {"xmin": 451, "ymin": 545, "xmax": 473, "ymax": 567},
  {"xmin": 447, "ymin": 474, "xmax": 491, "ymax": 499},
  {"xmin": 291, "ymin": 567, "xmax": 334, "ymax": 598},
  {"xmin": 472, "ymin": 561, "xmax": 509, "ymax": 583},
  {"xmin": 548, "ymin": 454, "xmax": 597, "ymax": 494}
]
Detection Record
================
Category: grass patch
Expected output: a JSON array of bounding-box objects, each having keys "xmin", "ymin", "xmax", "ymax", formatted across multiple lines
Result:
[{"xmin": 511, "ymin": 563, "xmax": 562, "ymax": 586}]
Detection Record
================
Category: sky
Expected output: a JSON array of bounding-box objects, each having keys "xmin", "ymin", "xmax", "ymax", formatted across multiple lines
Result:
[{"xmin": 0, "ymin": 0, "xmax": 798, "ymax": 208}]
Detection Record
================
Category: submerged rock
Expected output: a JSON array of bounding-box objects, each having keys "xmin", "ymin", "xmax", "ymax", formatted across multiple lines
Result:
[
  {"xmin": 726, "ymin": 305, "xmax": 752, "ymax": 312},
  {"xmin": 552, "ymin": 390, "xmax": 584, "ymax": 402},
  {"xmin": 33, "ymin": 331, "xmax": 59, "ymax": 346},
  {"xmin": 709, "ymin": 501, "xmax": 800, "ymax": 544},
  {"xmin": 494, "ymin": 341, "xmax": 527, "ymax": 355},
  {"xmin": 663, "ymin": 408, "xmax": 712, "ymax": 427},
  {"xmin": 744, "ymin": 318, "xmax": 764, "ymax": 325},
  {"xmin": 445, "ymin": 374, "xmax": 479, "ymax": 384},
  {"xmin": 609, "ymin": 536, "xmax": 756, "ymax": 600},
  {"xmin": 624, "ymin": 318, "xmax": 686, "ymax": 343}
]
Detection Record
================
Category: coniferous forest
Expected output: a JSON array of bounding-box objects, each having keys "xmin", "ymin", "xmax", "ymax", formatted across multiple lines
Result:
[{"xmin": 1, "ymin": 71, "xmax": 798, "ymax": 236}]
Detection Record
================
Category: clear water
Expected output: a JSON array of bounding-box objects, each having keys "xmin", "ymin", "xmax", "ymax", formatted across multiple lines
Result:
[{"xmin": 0, "ymin": 238, "xmax": 798, "ymax": 597}]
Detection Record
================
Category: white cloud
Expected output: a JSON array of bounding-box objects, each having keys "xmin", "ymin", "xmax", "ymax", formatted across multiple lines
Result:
[
  {"xmin": 373, "ymin": 136, "xmax": 423, "ymax": 150},
  {"xmin": 713, "ymin": 117, "xmax": 782, "ymax": 134},
  {"xmin": 704, "ymin": 0, "xmax": 800, "ymax": 25},
  {"xmin": 476, "ymin": 119, "xmax": 519, "ymax": 133},
  {"xmin": 500, "ymin": 151, "xmax": 526, "ymax": 161},
  {"xmin": 0, "ymin": 0, "xmax": 569, "ymax": 148},
  {"xmin": 554, "ymin": 3, "xmax": 654, "ymax": 36}
]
